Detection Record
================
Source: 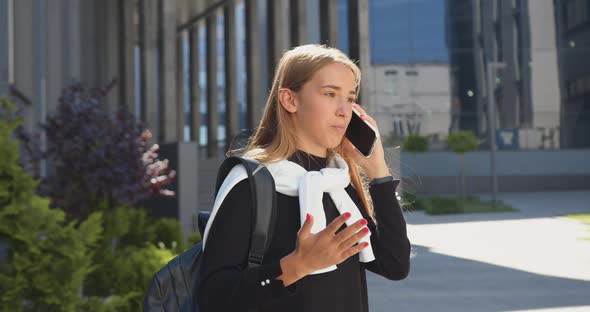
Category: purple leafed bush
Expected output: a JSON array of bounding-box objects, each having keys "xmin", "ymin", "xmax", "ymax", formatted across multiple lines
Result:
[{"xmin": 20, "ymin": 81, "xmax": 176, "ymax": 220}]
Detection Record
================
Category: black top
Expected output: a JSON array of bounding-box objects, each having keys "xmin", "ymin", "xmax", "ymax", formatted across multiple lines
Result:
[{"xmin": 199, "ymin": 150, "xmax": 411, "ymax": 312}]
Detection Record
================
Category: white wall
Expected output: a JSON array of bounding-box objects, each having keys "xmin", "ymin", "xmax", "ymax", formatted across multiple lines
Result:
[{"xmin": 369, "ymin": 63, "xmax": 451, "ymax": 139}]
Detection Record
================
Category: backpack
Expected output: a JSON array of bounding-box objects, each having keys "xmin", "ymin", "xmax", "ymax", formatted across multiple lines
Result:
[{"xmin": 143, "ymin": 156, "xmax": 277, "ymax": 312}]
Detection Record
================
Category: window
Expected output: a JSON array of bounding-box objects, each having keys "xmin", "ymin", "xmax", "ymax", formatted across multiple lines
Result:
[
  {"xmin": 568, "ymin": 74, "xmax": 590, "ymax": 98},
  {"xmin": 565, "ymin": 0, "xmax": 589, "ymax": 31},
  {"xmin": 580, "ymin": 78, "xmax": 586, "ymax": 95},
  {"xmin": 384, "ymin": 70, "xmax": 398, "ymax": 96}
]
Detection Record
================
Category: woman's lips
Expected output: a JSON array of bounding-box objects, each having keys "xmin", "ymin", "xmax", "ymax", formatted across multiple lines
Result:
[{"xmin": 332, "ymin": 125, "xmax": 346, "ymax": 133}]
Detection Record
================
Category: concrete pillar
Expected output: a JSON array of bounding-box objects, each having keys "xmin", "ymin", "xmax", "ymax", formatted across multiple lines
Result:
[
  {"xmin": 187, "ymin": 0, "xmax": 203, "ymax": 145},
  {"xmin": 178, "ymin": 142, "xmax": 199, "ymax": 238},
  {"xmin": 120, "ymin": 0, "xmax": 137, "ymax": 113},
  {"xmin": 46, "ymin": 0, "xmax": 66, "ymax": 113},
  {"xmin": 178, "ymin": 0, "xmax": 201, "ymax": 237},
  {"xmin": 175, "ymin": 0, "xmax": 193, "ymax": 143},
  {"xmin": 267, "ymin": 0, "xmax": 288, "ymax": 85},
  {"xmin": 175, "ymin": 0, "xmax": 190, "ymax": 25},
  {"xmin": 159, "ymin": 0, "xmax": 178, "ymax": 143},
  {"xmin": 289, "ymin": 0, "xmax": 308, "ymax": 46},
  {"xmin": 358, "ymin": 0, "xmax": 371, "ymax": 111},
  {"xmin": 245, "ymin": 0, "xmax": 262, "ymax": 129},
  {"xmin": 95, "ymin": 0, "xmax": 122, "ymax": 111},
  {"xmin": 176, "ymin": 35, "xmax": 186, "ymax": 142},
  {"xmin": 12, "ymin": 0, "xmax": 35, "ymax": 132},
  {"xmin": 0, "ymin": 0, "xmax": 12, "ymax": 96},
  {"xmin": 206, "ymin": 10, "xmax": 218, "ymax": 157},
  {"xmin": 266, "ymin": 0, "xmax": 276, "ymax": 84},
  {"xmin": 63, "ymin": 0, "xmax": 82, "ymax": 82},
  {"xmin": 33, "ymin": 0, "xmax": 47, "ymax": 176},
  {"xmin": 224, "ymin": 3, "xmax": 239, "ymax": 151},
  {"xmin": 348, "ymin": 0, "xmax": 371, "ymax": 111},
  {"xmin": 319, "ymin": 0, "xmax": 338, "ymax": 47},
  {"xmin": 347, "ymin": 0, "xmax": 359, "ymax": 64},
  {"xmin": 139, "ymin": 0, "xmax": 159, "ymax": 139},
  {"xmin": 189, "ymin": 25, "xmax": 201, "ymax": 144},
  {"xmin": 80, "ymin": 0, "xmax": 98, "ymax": 90}
]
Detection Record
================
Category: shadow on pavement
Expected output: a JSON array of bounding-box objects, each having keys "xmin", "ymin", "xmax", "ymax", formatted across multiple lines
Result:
[{"xmin": 367, "ymin": 245, "xmax": 590, "ymax": 312}]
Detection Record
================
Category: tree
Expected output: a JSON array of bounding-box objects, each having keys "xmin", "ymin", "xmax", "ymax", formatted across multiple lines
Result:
[
  {"xmin": 18, "ymin": 81, "xmax": 176, "ymax": 220},
  {"xmin": 9, "ymin": 81, "xmax": 184, "ymax": 309},
  {"xmin": 0, "ymin": 98, "xmax": 103, "ymax": 311},
  {"xmin": 401, "ymin": 134, "xmax": 429, "ymax": 192},
  {"xmin": 447, "ymin": 131, "xmax": 480, "ymax": 200}
]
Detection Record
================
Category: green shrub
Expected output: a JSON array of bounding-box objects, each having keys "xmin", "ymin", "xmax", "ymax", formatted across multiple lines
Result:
[
  {"xmin": 86, "ymin": 245, "xmax": 174, "ymax": 310},
  {"xmin": 104, "ymin": 206, "xmax": 156, "ymax": 250},
  {"xmin": 447, "ymin": 131, "xmax": 479, "ymax": 154},
  {"xmin": 423, "ymin": 196, "xmax": 516, "ymax": 215},
  {"xmin": 424, "ymin": 196, "xmax": 465, "ymax": 215},
  {"xmin": 447, "ymin": 131, "xmax": 480, "ymax": 199},
  {"xmin": 400, "ymin": 191, "xmax": 426, "ymax": 211},
  {"xmin": 187, "ymin": 231, "xmax": 203, "ymax": 247},
  {"xmin": 84, "ymin": 206, "xmax": 180, "ymax": 303},
  {"xmin": 2, "ymin": 98, "xmax": 184, "ymax": 311},
  {"xmin": 152, "ymin": 217, "xmax": 185, "ymax": 252},
  {"xmin": 78, "ymin": 292, "xmax": 142, "ymax": 312},
  {"xmin": 0, "ymin": 99, "xmax": 103, "ymax": 311},
  {"xmin": 402, "ymin": 134, "xmax": 429, "ymax": 152}
]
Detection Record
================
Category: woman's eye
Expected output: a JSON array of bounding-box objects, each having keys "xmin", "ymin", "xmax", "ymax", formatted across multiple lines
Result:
[
  {"xmin": 324, "ymin": 92, "xmax": 336, "ymax": 98},
  {"xmin": 347, "ymin": 97, "xmax": 356, "ymax": 103}
]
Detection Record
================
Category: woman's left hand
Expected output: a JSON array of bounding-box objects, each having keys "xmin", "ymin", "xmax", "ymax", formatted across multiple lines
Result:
[{"xmin": 342, "ymin": 103, "xmax": 391, "ymax": 180}]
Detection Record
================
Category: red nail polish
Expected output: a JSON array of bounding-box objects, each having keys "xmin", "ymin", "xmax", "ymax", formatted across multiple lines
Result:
[
  {"xmin": 362, "ymin": 242, "xmax": 369, "ymax": 247},
  {"xmin": 360, "ymin": 219, "xmax": 368, "ymax": 226},
  {"xmin": 306, "ymin": 213, "xmax": 311, "ymax": 221},
  {"xmin": 344, "ymin": 212, "xmax": 351, "ymax": 219},
  {"xmin": 361, "ymin": 228, "xmax": 369, "ymax": 234}
]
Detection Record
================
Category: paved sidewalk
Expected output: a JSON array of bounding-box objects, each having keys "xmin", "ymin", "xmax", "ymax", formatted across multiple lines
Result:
[{"xmin": 367, "ymin": 191, "xmax": 590, "ymax": 312}]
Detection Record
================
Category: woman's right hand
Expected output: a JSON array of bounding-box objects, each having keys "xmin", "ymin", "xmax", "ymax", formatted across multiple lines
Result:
[{"xmin": 278, "ymin": 212, "xmax": 370, "ymax": 286}]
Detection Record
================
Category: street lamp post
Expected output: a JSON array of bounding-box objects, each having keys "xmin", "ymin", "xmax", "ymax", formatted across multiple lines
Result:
[{"xmin": 487, "ymin": 62, "xmax": 506, "ymax": 208}]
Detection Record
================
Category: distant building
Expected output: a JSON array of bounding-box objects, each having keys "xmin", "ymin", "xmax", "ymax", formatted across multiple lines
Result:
[
  {"xmin": 554, "ymin": 0, "xmax": 590, "ymax": 148},
  {"xmin": 445, "ymin": 0, "xmax": 561, "ymax": 148},
  {"xmin": 370, "ymin": 63, "xmax": 451, "ymax": 144},
  {"xmin": 348, "ymin": 0, "xmax": 450, "ymax": 145}
]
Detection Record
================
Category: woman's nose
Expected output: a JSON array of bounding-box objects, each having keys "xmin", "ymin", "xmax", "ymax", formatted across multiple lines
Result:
[{"xmin": 336, "ymin": 101, "xmax": 350, "ymax": 118}]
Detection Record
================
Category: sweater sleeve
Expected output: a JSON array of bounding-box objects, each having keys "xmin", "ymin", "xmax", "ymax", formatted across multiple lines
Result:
[
  {"xmin": 198, "ymin": 179, "xmax": 295, "ymax": 311},
  {"xmin": 348, "ymin": 179, "xmax": 411, "ymax": 280}
]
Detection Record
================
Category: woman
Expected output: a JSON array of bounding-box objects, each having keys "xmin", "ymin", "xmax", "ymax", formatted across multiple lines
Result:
[{"xmin": 199, "ymin": 44, "xmax": 411, "ymax": 312}]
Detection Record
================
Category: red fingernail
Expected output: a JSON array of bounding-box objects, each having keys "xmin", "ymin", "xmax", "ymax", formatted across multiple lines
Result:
[
  {"xmin": 362, "ymin": 242, "xmax": 369, "ymax": 247},
  {"xmin": 360, "ymin": 219, "xmax": 368, "ymax": 226},
  {"xmin": 306, "ymin": 213, "xmax": 311, "ymax": 221},
  {"xmin": 344, "ymin": 212, "xmax": 351, "ymax": 219},
  {"xmin": 361, "ymin": 227, "xmax": 369, "ymax": 234}
]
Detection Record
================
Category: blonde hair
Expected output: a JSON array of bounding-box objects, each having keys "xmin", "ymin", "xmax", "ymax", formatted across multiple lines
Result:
[{"xmin": 230, "ymin": 44, "xmax": 373, "ymax": 217}]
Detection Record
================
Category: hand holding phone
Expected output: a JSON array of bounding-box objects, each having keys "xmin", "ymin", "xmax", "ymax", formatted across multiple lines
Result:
[{"xmin": 345, "ymin": 107, "xmax": 378, "ymax": 158}]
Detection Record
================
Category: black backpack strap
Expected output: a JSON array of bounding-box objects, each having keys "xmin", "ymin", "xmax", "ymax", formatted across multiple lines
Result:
[{"xmin": 214, "ymin": 156, "xmax": 276, "ymax": 267}]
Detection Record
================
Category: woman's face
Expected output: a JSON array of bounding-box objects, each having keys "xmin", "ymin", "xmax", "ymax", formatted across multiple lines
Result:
[{"xmin": 288, "ymin": 62, "xmax": 357, "ymax": 157}]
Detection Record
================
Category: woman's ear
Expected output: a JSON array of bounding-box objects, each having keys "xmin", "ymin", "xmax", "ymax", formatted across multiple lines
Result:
[{"xmin": 278, "ymin": 88, "xmax": 298, "ymax": 113}]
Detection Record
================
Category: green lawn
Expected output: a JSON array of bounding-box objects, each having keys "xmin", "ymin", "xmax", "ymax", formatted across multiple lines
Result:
[
  {"xmin": 565, "ymin": 213, "xmax": 590, "ymax": 225},
  {"xmin": 564, "ymin": 214, "xmax": 590, "ymax": 241}
]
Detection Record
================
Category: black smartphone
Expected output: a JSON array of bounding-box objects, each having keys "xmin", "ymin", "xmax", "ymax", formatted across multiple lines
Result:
[{"xmin": 345, "ymin": 107, "xmax": 377, "ymax": 158}]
